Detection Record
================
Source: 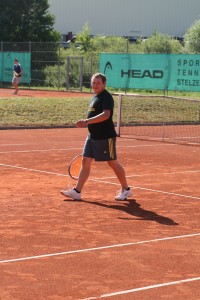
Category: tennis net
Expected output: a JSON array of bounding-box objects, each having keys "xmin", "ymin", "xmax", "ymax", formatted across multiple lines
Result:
[{"xmin": 116, "ymin": 94, "xmax": 200, "ymax": 145}]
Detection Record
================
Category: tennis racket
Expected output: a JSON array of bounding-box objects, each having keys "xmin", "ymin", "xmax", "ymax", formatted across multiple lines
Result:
[
  {"xmin": 13, "ymin": 71, "xmax": 18, "ymax": 77},
  {"xmin": 68, "ymin": 154, "xmax": 82, "ymax": 180}
]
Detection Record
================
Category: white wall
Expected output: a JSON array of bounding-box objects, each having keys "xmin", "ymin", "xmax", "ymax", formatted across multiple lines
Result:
[{"xmin": 48, "ymin": 0, "xmax": 200, "ymax": 38}]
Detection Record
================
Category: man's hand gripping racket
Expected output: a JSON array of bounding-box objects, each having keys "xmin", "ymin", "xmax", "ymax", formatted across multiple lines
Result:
[{"xmin": 13, "ymin": 71, "xmax": 19, "ymax": 77}]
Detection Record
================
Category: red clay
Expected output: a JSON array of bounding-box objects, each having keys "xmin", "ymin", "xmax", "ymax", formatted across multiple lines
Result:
[
  {"xmin": 0, "ymin": 89, "xmax": 200, "ymax": 300},
  {"xmin": 0, "ymin": 88, "xmax": 91, "ymax": 98}
]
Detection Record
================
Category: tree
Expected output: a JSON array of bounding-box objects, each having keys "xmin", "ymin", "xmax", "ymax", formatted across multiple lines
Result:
[
  {"xmin": 184, "ymin": 19, "xmax": 200, "ymax": 53},
  {"xmin": 0, "ymin": 0, "xmax": 60, "ymax": 42},
  {"xmin": 93, "ymin": 36, "xmax": 128, "ymax": 53},
  {"xmin": 75, "ymin": 23, "xmax": 94, "ymax": 52},
  {"xmin": 134, "ymin": 32, "xmax": 183, "ymax": 54}
]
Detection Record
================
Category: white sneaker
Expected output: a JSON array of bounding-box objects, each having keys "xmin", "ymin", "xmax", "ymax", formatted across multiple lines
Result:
[
  {"xmin": 60, "ymin": 188, "xmax": 81, "ymax": 200},
  {"xmin": 115, "ymin": 188, "xmax": 133, "ymax": 200}
]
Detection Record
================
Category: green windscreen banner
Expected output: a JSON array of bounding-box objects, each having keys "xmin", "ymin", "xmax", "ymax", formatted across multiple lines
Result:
[
  {"xmin": 0, "ymin": 52, "xmax": 31, "ymax": 83},
  {"xmin": 100, "ymin": 54, "xmax": 200, "ymax": 91}
]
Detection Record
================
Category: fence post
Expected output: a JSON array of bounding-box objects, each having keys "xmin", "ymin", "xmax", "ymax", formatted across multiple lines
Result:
[
  {"xmin": 29, "ymin": 41, "xmax": 31, "ymax": 88},
  {"xmin": 58, "ymin": 45, "xmax": 61, "ymax": 91},
  {"xmin": 116, "ymin": 94, "xmax": 123, "ymax": 137},
  {"xmin": 66, "ymin": 56, "xmax": 70, "ymax": 90},
  {"xmin": 80, "ymin": 57, "xmax": 83, "ymax": 92},
  {"xmin": 0, "ymin": 41, "xmax": 3, "ymax": 87}
]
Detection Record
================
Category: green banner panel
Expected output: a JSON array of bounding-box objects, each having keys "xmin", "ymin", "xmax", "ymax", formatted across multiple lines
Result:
[
  {"xmin": 0, "ymin": 53, "xmax": 2, "ymax": 81},
  {"xmin": 0, "ymin": 52, "xmax": 31, "ymax": 83},
  {"xmin": 100, "ymin": 54, "xmax": 200, "ymax": 91}
]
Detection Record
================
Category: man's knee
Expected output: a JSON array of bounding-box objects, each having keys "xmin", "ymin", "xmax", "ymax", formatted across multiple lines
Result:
[{"xmin": 82, "ymin": 157, "xmax": 93, "ymax": 167}]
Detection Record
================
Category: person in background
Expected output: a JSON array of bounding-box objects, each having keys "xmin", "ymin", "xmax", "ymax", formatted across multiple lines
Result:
[
  {"xmin": 12, "ymin": 58, "xmax": 23, "ymax": 94},
  {"xmin": 61, "ymin": 72, "xmax": 133, "ymax": 201}
]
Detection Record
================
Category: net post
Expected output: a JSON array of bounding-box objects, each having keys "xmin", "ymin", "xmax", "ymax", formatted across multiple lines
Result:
[{"xmin": 116, "ymin": 94, "xmax": 123, "ymax": 137}]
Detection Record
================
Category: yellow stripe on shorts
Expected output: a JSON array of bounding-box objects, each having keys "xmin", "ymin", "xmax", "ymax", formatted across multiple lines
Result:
[{"xmin": 108, "ymin": 138, "xmax": 115, "ymax": 159}]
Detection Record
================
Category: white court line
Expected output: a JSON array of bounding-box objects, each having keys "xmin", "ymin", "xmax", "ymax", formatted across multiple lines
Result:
[
  {"xmin": 0, "ymin": 163, "xmax": 200, "ymax": 200},
  {"xmin": 90, "ymin": 178, "xmax": 200, "ymax": 200},
  {"xmin": 81, "ymin": 277, "xmax": 200, "ymax": 300},
  {"xmin": 0, "ymin": 147, "xmax": 82, "ymax": 154},
  {"xmin": 1, "ymin": 161, "xmax": 200, "ymax": 178},
  {"xmin": 0, "ymin": 143, "xmax": 176, "ymax": 154},
  {"xmin": 134, "ymin": 186, "xmax": 200, "ymax": 200},
  {"xmin": 0, "ymin": 233, "xmax": 200, "ymax": 264},
  {"xmin": 0, "ymin": 143, "xmax": 36, "ymax": 146},
  {"xmin": 93, "ymin": 169, "xmax": 200, "ymax": 179},
  {"xmin": 0, "ymin": 163, "xmax": 68, "ymax": 177}
]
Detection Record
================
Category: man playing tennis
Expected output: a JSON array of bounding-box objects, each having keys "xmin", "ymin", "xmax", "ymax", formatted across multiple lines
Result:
[
  {"xmin": 61, "ymin": 73, "xmax": 132, "ymax": 200},
  {"xmin": 12, "ymin": 58, "xmax": 23, "ymax": 94}
]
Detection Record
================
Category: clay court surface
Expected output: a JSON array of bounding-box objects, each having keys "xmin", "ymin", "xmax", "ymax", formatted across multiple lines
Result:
[
  {"xmin": 0, "ymin": 88, "xmax": 91, "ymax": 98},
  {"xmin": 0, "ymin": 89, "xmax": 200, "ymax": 299}
]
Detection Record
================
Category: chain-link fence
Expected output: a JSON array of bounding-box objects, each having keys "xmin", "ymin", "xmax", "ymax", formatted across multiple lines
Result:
[
  {"xmin": 0, "ymin": 41, "xmax": 100, "ymax": 91},
  {"xmin": 1, "ymin": 40, "xmax": 199, "ymax": 93}
]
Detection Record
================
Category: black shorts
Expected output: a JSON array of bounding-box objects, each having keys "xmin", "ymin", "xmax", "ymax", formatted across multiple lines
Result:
[{"xmin": 83, "ymin": 136, "xmax": 117, "ymax": 161}]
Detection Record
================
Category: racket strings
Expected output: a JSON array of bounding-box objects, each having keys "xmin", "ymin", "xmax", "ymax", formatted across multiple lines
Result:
[{"xmin": 68, "ymin": 155, "xmax": 83, "ymax": 180}]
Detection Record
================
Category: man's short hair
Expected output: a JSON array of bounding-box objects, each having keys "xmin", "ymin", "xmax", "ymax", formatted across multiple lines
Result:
[{"xmin": 91, "ymin": 73, "xmax": 107, "ymax": 83}]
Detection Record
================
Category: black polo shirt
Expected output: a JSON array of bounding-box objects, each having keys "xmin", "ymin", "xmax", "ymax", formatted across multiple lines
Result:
[{"xmin": 87, "ymin": 89, "xmax": 117, "ymax": 140}]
